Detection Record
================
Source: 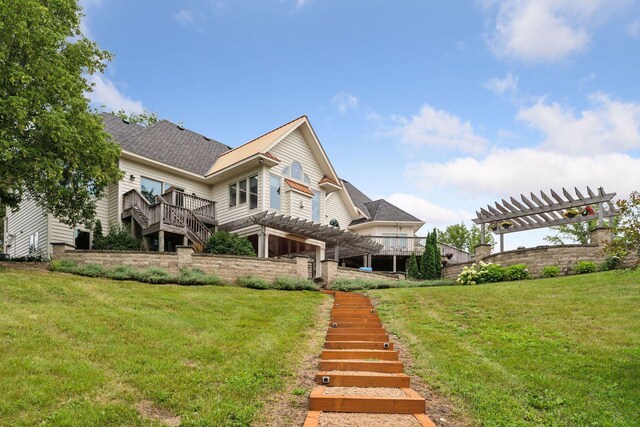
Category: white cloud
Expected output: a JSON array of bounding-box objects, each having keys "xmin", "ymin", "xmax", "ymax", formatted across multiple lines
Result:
[
  {"xmin": 387, "ymin": 194, "xmax": 474, "ymax": 227},
  {"xmin": 627, "ymin": 19, "xmax": 640, "ymax": 38},
  {"xmin": 392, "ymin": 104, "xmax": 488, "ymax": 153},
  {"xmin": 173, "ymin": 9, "xmax": 195, "ymax": 26},
  {"xmin": 484, "ymin": 72, "xmax": 518, "ymax": 96},
  {"xmin": 485, "ymin": 0, "xmax": 630, "ymax": 62},
  {"xmin": 408, "ymin": 147, "xmax": 640, "ymax": 199},
  {"xmin": 296, "ymin": 0, "xmax": 310, "ymax": 8},
  {"xmin": 332, "ymin": 91, "xmax": 359, "ymax": 115},
  {"xmin": 517, "ymin": 93, "xmax": 640, "ymax": 154},
  {"xmin": 87, "ymin": 74, "xmax": 144, "ymax": 114}
]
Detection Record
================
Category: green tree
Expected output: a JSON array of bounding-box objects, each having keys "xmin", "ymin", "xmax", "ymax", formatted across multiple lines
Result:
[
  {"xmin": 407, "ymin": 252, "xmax": 420, "ymax": 279},
  {"xmin": 469, "ymin": 224, "xmax": 495, "ymax": 252},
  {"xmin": 0, "ymin": 0, "xmax": 122, "ymax": 227},
  {"xmin": 544, "ymin": 220, "xmax": 597, "ymax": 245},
  {"xmin": 0, "ymin": 204, "xmax": 5, "ymax": 252},
  {"xmin": 420, "ymin": 241, "xmax": 435, "ymax": 279},
  {"xmin": 430, "ymin": 229, "xmax": 441, "ymax": 279},
  {"xmin": 605, "ymin": 191, "xmax": 640, "ymax": 265},
  {"xmin": 92, "ymin": 219, "xmax": 103, "ymax": 249},
  {"xmin": 440, "ymin": 223, "xmax": 494, "ymax": 252},
  {"xmin": 113, "ymin": 109, "xmax": 158, "ymax": 127}
]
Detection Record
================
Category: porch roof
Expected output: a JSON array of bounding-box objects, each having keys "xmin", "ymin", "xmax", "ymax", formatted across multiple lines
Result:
[{"xmin": 220, "ymin": 211, "xmax": 383, "ymax": 254}]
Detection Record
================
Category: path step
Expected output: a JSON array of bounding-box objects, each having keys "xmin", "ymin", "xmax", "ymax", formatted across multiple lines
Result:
[
  {"xmin": 327, "ymin": 327, "xmax": 386, "ymax": 335},
  {"xmin": 309, "ymin": 386, "xmax": 425, "ymax": 414},
  {"xmin": 321, "ymin": 349, "xmax": 399, "ymax": 361},
  {"xmin": 326, "ymin": 334, "xmax": 389, "ymax": 342},
  {"xmin": 329, "ymin": 320, "xmax": 382, "ymax": 327},
  {"xmin": 319, "ymin": 360, "xmax": 404, "ymax": 373},
  {"xmin": 325, "ymin": 341, "xmax": 394, "ymax": 350},
  {"xmin": 315, "ymin": 371, "xmax": 410, "ymax": 387}
]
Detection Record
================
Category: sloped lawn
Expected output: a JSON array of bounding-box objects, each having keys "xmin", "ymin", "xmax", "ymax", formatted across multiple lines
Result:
[
  {"xmin": 370, "ymin": 270, "xmax": 640, "ymax": 427},
  {"xmin": 0, "ymin": 268, "xmax": 325, "ymax": 426}
]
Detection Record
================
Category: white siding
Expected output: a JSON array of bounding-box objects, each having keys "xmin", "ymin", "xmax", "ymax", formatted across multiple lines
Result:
[
  {"xmin": 211, "ymin": 167, "xmax": 262, "ymax": 225},
  {"xmin": 107, "ymin": 183, "xmax": 119, "ymax": 226},
  {"xmin": 4, "ymin": 198, "xmax": 48, "ymax": 258},
  {"xmin": 325, "ymin": 191, "xmax": 353, "ymax": 230}
]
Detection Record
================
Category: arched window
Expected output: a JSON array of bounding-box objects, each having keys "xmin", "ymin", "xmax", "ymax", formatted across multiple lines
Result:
[{"xmin": 291, "ymin": 162, "xmax": 302, "ymax": 180}]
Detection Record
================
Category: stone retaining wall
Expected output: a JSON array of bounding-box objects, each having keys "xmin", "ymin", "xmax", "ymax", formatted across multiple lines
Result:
[
  {"xmin": 336, "ymin": 266, "xmax": 400, "ymax": 282},
  {"xmin": 191, "ymin": 253, "xmax": 304, "ymax": 283}
]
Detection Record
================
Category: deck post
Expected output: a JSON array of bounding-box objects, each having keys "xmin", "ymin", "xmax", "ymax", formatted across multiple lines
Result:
[
  {"xmin": 393, "ymin": 255, "xmax": 397, "ymax": 272},
  {"xmin": 158, "ymin": 230, "xmax": 165, "ymax": 253},
  {"xmin": 258, "ymin": 226, "xmax": 265, "ymax": 258},
  {"xmin": 500, "ymin": 234, "xmax": 504, "ymax": 253},
  {"xmin": 183, "ymin": 235, "xmax": 189, "ymax": 246}
]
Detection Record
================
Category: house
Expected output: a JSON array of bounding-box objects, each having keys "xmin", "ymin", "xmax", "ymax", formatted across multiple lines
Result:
[{"xmin": 3, "ymin": 113, "xmax": 469, "ymax": 273}]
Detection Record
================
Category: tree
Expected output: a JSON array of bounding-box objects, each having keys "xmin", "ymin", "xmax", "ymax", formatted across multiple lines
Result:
[
  {"xmin": 439, "ymin": 223, "xmax": 494, "ymax": 252},
  {"xmin": 605, "ymin": 191, "xmax": 640, "ymax": 265},
  {"xmin": 421, "ymin": 229, "xmax": 441, "ymax": 280},
  {"xmin": 430, "ymin": 229, "xmax": 441, "ymax": 279},
  {"xmin": 0, "ymin": 0, "xmax": 123, "ymax": 227},
  {"xmin": 92, "ymin": 219, "xmax": 103, "ymax": 249},
  {"xmin": 544, "ymin": 220, "xmax": 597, "ymax": 245},
  {"xmin": 407, "ymin": 252, "xmax": 420, "ymax": 279},
  {"xmin": 0, "ymin": 204, "xmax": 4, "ymax": 252},
  {"xmin": 113, "ymin": 109, "xmax": 158, "ymax": 127}
]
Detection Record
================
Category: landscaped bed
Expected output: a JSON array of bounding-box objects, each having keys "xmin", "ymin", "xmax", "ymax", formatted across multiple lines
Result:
[
  {"xmin": 369, "ymin": 270, "xmax": 640, "ymax": 426},
  {"xmin": 0, "ymin": 268, "xmax": 326, "ymax": 426}
]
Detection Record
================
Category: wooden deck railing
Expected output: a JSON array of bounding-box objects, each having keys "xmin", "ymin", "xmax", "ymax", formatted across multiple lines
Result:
[
  {"xmin": 161, "ymin": 189, "xmax": 216, "ymax": 220},
  {"xmin": 365, "ymin": 236, "xmax": 472, "ymax": 263}
]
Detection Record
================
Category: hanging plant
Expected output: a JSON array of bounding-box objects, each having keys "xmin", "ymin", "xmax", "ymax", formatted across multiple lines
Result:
[
  {"xmin": 500, "ymin": 221, "xmax": 513, "ymax": 229},
  {"xmin": 489, "ymin": 222, "xmax": 499, "ymax": 231},
  {"xmin": 563, "ymin": 208, "xmax": 580, "ymax": 219},
  {"xmin": 582, "ymin": 205, "xmax": 595, "ymax": 216}
]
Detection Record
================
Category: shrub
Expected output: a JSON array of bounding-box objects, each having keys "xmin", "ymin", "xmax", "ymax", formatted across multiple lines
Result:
[
  {"xmin": 93, "ymin": 222, "xmax": 140, "ymax": 250},
  {"xmin": 503, "ymin": 264, "xmax": 530, "ymax": 281},
  {"xmin": 204, "ymin": 231, "xmax": 255, "ymax": 256},
  {"xmin": 107, "ymin": 265, "xmax": 137, "ymax": 281},
  {"xmin": 237, "ymin": 276, "xmax": 270, "ymax": 289},
  {"xmin": 50, "ymin": 259, "xmax": 78, "ymax": 273},
  {"xmin": 476, "ymin": 262, "xmax": 504, "ymax": 284},
  {"xmin": 407, "ymin": 253, "xmax": 420, "ymax": 279},
  {"xmin": 92, "ymin": 219, "xmax": 104, "ymax": 249},
  {"xmin": 574, "ymin": 261, "xmax": 597, "ymax": 275},
  {"xmin": 457, "ymin": 263, "xmax": 479, "ymax": 285},
  {"xmin": 599, "ymin": 256, "xmax": 622, "ymax": 271},
  {"xmin": 74, "ymin": 263, "xmax": 106, "ymax": 278},
  {"xmin": 272, "ymin": 277, "xmax": 319, "ymax": 291},
  {"xmin": 7, "ymin": 253, "xmax": 48, "ymax": 262},
  {"xmin": 134, "ymin": 267, "xmax": 176, "ymax": 284},
  {"xmin": 177, "ymin": 268, "xmax": 224, "ymax": 286},
  {"xmin": 542, "ymin": 265, "xmax": 561, "ymax": 278}
]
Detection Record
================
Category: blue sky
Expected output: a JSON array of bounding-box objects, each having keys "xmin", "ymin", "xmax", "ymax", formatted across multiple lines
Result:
[{"xmin": 83, "ymin": 0, "xmax": 640, "ymax": 249}]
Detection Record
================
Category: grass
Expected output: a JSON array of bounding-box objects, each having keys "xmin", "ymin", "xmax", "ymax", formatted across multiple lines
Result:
[
  {"xmin": 369, "ymin": 270, "xmax": 640, "ymax": 426},
  {"xmin": 0, "ymin": 268, "xmax": 325, "ymax": 426}
]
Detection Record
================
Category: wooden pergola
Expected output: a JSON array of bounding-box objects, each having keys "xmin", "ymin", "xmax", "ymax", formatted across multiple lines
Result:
[{"xmin": 472, "ymin": 186, "xmax": 619, "ymax": 252}]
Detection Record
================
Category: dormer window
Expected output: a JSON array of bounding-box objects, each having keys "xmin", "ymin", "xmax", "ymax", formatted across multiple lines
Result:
[{"xmin": 283, "ymin": 161, "xmax": 310, "ymax": 183}]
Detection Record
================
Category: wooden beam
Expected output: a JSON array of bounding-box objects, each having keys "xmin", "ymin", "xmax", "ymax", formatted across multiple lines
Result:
[
  {"xmin": 494, "ymin": 212, "xmax": 617, "ymax": 234},
  {"xmin": 562, "ymin": 187, "xmax": 574, "ymax": 202},
  {"xmin": 551, "ymin": 189, "xmax": 564, "ymax": 204}
]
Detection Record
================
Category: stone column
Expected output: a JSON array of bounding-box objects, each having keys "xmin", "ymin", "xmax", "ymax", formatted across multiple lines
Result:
[
  {"xmin": 292, "ymin": 255, "xmax": 310, "ymax": 278},
  {"xmin": 50, "ymin": 242, "xmax": 75, "ymax": 259},
  {"xmin": 475, "ymin": 243, "xmax": 492, "ymax": 260},
  {"xmin": 158, "ymin": 231, "xmax": 165, "ymax": 253},
  {"xmin": 320, "ymin": 259, "xmax": 338, "ymax": 285},
  {"xmin": 590, "ymin": 227, "xmax": 612, "ymax": 246},
  {"xmin": 176, "ymin": 245, "xmax": 194, "ymax": 270},
  {"xmin": 315, "ymin": 246, "xmax": 325, "ymax": 278}
]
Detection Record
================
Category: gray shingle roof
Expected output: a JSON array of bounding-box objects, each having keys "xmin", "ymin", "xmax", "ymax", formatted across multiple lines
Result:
[
  {"xmin": 342, "ymin": 179, "xmax": 423, "ymax": 226},
  {"xmin": 100, "ymin": 113, "xmax": 231, "ymax": 176}
]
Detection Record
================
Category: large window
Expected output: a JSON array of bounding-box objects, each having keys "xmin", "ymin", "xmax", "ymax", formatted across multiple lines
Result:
[
  {"xmin": 270, "ymin": 175, "xmax": 281, "ymax": 210},
  {"xmin": 383, "ymin": 233, "xmax": 408, "ymax": 249},
  {"xmin": 312, "ymin": 190, "xmax": 320, "ymax": 222},
  {"xmin": 229, "ymin": 175, "xmax": 258, "ymax": 209},
  {"xmin": 283, "ymin": 161, "xmax": 310, "ymax": 183},
  {"xmin": 28, "ymin": 232, "xmax": 39, "ymax": 254},
  {"xmin": 141, "ymin": 177, "xmax": 163, "ymax": 204}
]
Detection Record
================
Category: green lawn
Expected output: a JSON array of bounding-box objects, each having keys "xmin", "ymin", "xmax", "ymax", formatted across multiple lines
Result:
[
  {"xmin": 0, "ymin": 268, "xmax": 325, "ymax": 427},
  {"xmin": 370, "ymin": 270, "xmax": 640, "ymax": 427}
]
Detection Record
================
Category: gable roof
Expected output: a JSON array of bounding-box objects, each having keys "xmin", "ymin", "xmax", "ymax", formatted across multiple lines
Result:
[
  {"xmin": 101, "ymin": 113, "xmax": 231, "ymax": 176},
  {"xmin": 341, "ymin": 179, "xmax": 423, "ymax": 226},
  {"xmin": 207, "ymin": 116, "xmax": 306, "ymax": 175}
]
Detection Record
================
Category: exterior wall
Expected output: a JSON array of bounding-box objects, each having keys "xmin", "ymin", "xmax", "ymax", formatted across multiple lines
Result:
[
  {"xmin": 210, "ymin": 166, "xmax": 263, "ymax": 225},
  {"xmin": 442, "ymin": 245, "xmax": 603, "ymax": 279},
  {"xmin": 4, "ymin": 197, "xmax": 49, "ymax": 258},
  {"xmin": 325, "ymin": 192, "xmax": 354, "ymax": 229}
]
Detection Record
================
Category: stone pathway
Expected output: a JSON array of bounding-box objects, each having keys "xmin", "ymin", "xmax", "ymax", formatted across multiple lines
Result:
[{"xmin": 303, "ymin": 291, "xmax": 436, "ymax": 427}]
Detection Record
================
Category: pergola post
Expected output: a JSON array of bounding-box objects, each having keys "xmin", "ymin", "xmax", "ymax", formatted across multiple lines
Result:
[
  {"xmin": 500, "ymin": 234, "xmax": 504, "ymax": 253},
  {"xmin": 480, "ymin": 222, "xmax": 486, "ymax": 244}
]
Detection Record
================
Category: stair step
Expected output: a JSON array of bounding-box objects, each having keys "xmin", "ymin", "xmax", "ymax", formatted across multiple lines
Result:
[
  {"xmin": 316, "ymin": 371, "xmax": 410, "ymax": 387},
  {"xmin": 329, "ymin": 320, "xmax": 382, "ymax": 327},
  {"xmin": 326, "ymin": 334, "xmax": 389, "ymax": 342},
  {"xmin": 304, "ymin": 412, "xmax": 436, "ymax": 427},
  {"xmin": 327, "ymin": 328, "xmax": 386, "ymax": 335},
  {"xmin": 309, "ymin": 386, "xmax": 425, "ymax": 414},
  {"xmin": 325, "ymin": 341, "xmax": 394, "ymax": 350},
  {"xmin": 321, "ymin": 349, "xmax": 399, "ymax": 361},
  {"xmin": 319, "ymin": 360, "xmax": 404, "ymax": 373}
]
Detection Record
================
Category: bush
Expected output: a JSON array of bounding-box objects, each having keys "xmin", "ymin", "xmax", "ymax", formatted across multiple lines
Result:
[
  {"xmin": 503, "ymin": 264, "xmax": 530, "ymax": 281},
  {"xmin": 407, "ymin": 253, "xmax": 420, "ymax": 279},
  {"xmin": 574, "ymin": 261, "xmax": 597, "ymax": 275},
  {"xmin": 93, "ymin": 223, "xmax": 141, "ymax": 250},
  {"xmin": 237, "ymin": 276, "xmax": 270, "ymax": 289},
  {"xmin": 50, "ymin": 259, "xmax": 78, "ymax": 273},
  {"xmin": 476, "ymin": 262, "xmax": 504, "ymax": 284},
  {"xmin": 457, "ymin": 263, "xmax": 480, "ymax": 285},
  {"xmin": 134, "ymin": 267, "xmax": 176, "ymax": 284},
  {"xmin": 599, "ymin": 256, "xmax": 622, "ymax": 271},
  {"xmin": 542, "ymin": 265, "xmax": 561, "ymax": 278},
  {"xmin": 74, "ymin": 263, "xmax": 106, "ymax": 278},
  {"xmin": 7, "ymin": 253, "xmax": 48, "ymax": 262},
  {"xmin": 204, "ymin": 231, "xmax": 255, "ymax": 256},
  {"xmin": 272, "ymin": 277, "xmax": 319, "ymax": 291},
  {"xmin": 107, "ymin": 265, "xmax": 137, "ymax": 281},
  {"xmin": 177, "ymin": 268, "xmax": 224, "ymax": 286}
]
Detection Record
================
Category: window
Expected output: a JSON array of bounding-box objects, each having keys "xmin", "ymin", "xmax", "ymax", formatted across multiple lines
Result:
[
  {"xmin": 229, "ymin": 175, "xmax": 259, "ymax": 209},
  {"xmin": 75, "ymin": 229, "xmax": 90, "ymax": 250},
  {"xmin": 303, "ymin": 174, "xmax": 310, "ymax": 184},
  {"xmin": 270, "ymin": 175, "xmax": 281, "ymax": 210},
  {"xmin": 291, "ymin": 162, "xmax": 302, "ymax": 180},
  {"xmin": 229, "ymin": 183, "xmax": 237, "ymax": 207},
  {"xmin": 312, "ymin": 190, "xmax": 320, "ymax": 222},
  {"xmin": 249, "ymin": 175, "xmax": 258, "ymax": 209},
  {"xmin": 383, "ymin": 233, "xmax": 408, "ymax": 249},
  {"xmin": 141, "ymin": 177, "xmax": 163, "ymax": 204},
  {"xmin": 28, "ymin": 232, "xmax": 39, "ymax": 254}
]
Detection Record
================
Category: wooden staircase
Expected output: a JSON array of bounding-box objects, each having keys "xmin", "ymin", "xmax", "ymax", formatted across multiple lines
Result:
[{"xmin": 304, "ymin": 291, "xmax": 436, "ymax": 426}]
